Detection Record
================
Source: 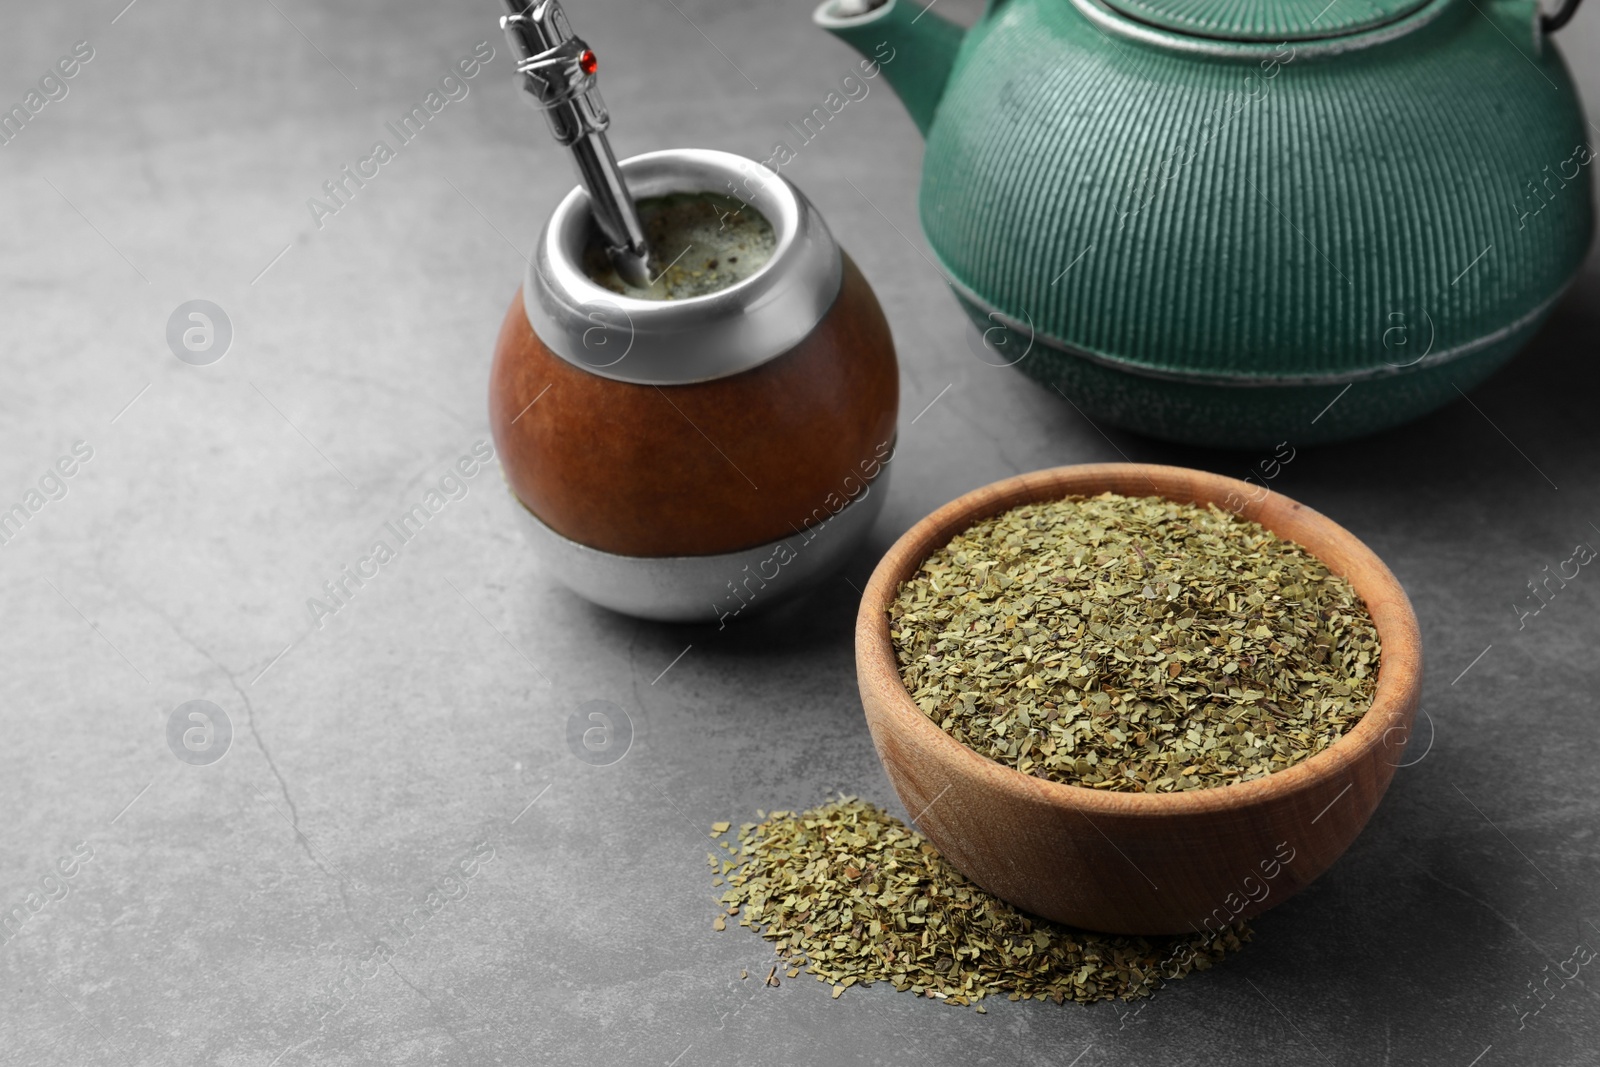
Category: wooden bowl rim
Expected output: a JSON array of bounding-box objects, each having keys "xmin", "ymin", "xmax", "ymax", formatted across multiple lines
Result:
[{"xmin": 856, "ymin": 462, "xmax": 1423, "ymax": 818}]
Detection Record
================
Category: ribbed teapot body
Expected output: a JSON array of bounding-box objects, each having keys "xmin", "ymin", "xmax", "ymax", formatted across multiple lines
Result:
[{"xmin": 921, "ymin": 0, "xmax": 1592, "ymax": 444}]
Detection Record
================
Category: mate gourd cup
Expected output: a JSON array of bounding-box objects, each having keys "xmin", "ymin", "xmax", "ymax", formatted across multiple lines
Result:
[
  {"xmin": 818, "ymin": 0, "xmax": 1594, "ymax": 446},
  {"xmin": 856, "ymin": 464, "xmax": 1422, "ymax": 934},
  {"xmin": 491, "ymin": 148, "xmax": 898, "ymax": 622}
]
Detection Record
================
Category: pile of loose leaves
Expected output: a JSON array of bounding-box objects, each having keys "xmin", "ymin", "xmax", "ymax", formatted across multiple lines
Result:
[
  {"xmin": 888, "ymin": 493, "xmax": 1380, "ymax": 792},
  {"xmin": 709, "ymin": 798, "xmax": 1248, "ymax": 1008}
]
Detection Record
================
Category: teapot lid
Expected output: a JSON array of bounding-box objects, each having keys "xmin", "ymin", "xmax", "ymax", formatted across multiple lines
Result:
[{"xmin": 1098, "ymin": 0, "xmax": 1431, "ymax": 40}]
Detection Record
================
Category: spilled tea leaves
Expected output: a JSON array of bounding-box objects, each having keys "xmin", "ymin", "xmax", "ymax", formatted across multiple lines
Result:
[{"xmin": 710, "ymin": 799, "xmax": 1247, "ymax": 1007}]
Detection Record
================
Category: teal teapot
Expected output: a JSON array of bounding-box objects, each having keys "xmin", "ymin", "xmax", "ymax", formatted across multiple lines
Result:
[{"xmin": 816, "ymin": 0, "xmax": 1593, "ymax": 446}]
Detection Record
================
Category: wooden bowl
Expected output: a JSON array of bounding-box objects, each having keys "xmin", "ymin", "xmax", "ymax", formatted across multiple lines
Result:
[{"xmin": 856, "ymin": 464, "xmax": 1422, "ymax": 934}]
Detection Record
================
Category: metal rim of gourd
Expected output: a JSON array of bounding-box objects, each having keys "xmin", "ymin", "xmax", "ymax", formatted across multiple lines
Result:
[{"xmin": 524, "ymin": 148, "xmax": 844, "ymax": 387}]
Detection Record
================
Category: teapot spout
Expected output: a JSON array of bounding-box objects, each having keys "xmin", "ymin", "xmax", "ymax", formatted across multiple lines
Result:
[{"xmin": 813, "ymin": 0, "xmax": 965, "ymax": 138}]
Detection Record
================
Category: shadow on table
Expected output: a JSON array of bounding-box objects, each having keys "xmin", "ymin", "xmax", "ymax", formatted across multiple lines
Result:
[{"xmin": 1131, "ymin": 281, "xmax": 1600, "ymax": 507}]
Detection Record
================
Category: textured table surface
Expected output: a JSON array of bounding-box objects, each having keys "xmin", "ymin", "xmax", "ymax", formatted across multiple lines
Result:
[{"xmin": 3, "ymin": 1, "xmax": 1599, "ymax": 1064}]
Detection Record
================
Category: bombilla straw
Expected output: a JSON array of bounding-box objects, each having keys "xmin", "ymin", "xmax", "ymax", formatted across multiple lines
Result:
[{"xmin": 501, "ymin": 0, "xmax": 655, "ymax": 288}]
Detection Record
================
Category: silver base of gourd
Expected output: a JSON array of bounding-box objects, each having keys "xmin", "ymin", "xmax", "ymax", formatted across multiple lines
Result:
[{"xmin": 511, "ymin": 470, "xmax": 890, "ymax": 624}]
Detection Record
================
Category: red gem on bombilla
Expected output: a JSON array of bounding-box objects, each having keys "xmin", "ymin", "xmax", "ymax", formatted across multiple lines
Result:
[{"xmin": 579, "ymin": 48, "xmax": 597, "ymax": 75}]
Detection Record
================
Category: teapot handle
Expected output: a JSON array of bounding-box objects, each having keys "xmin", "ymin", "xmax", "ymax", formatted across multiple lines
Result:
[{"xmin": 1542, "ymin": 0, "xmax": 1582, "ymax": 31}]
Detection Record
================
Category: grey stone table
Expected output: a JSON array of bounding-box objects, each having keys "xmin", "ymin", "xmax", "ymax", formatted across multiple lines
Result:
[{"xmin": 2, "ymin": 0, "xmax": 1598, "ymax": 1064}]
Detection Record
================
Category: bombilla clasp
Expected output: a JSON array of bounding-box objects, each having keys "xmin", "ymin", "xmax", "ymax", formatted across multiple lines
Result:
[
  {"xmin": 501, "ymin": 0, "xmax": 654, "ymax": 287},
  {"xmin": 502, "ymin": 2, "xmax": 608, "ymax": 145}
]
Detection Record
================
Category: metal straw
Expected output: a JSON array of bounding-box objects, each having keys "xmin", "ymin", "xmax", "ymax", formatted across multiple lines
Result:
[{"xmin": 501, "ymin": 0, "xmax": 654, "ymax": 287}]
